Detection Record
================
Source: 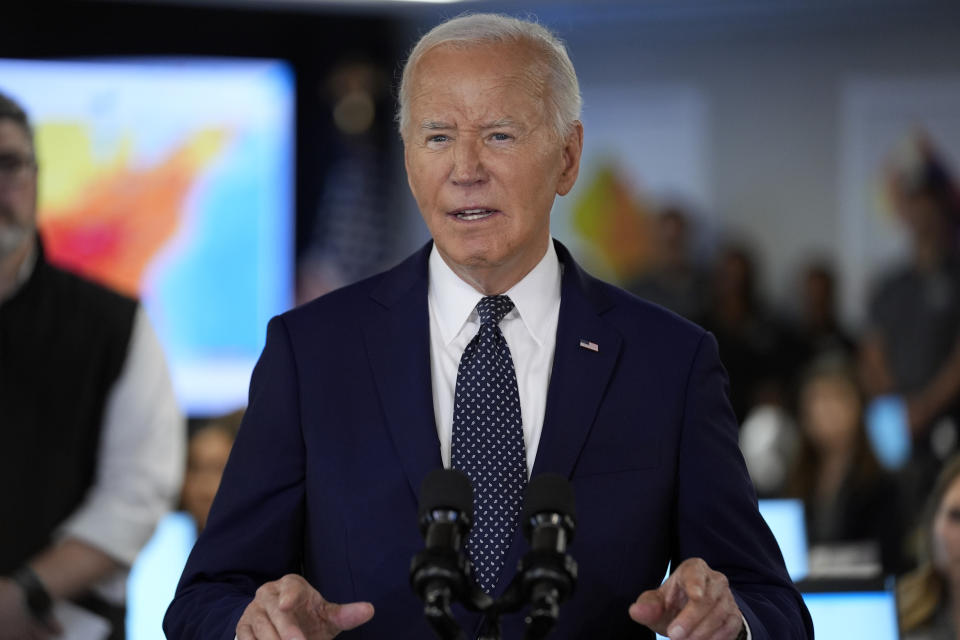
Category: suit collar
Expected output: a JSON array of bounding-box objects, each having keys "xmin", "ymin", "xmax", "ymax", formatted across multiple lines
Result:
[
  {"xmin": 363, "ymin": 241, "xmax": 441, "ymax": 501},
  {"xmin": 369, "ymin": 241, "xmax": 433, "ymax": 309},
  {"xmin": 533, "ymin": 240, "xmax": 622, "ymax": 473}
]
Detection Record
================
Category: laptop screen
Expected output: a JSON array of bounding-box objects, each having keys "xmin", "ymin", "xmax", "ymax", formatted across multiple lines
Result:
[
  {"xmin": 801, "ymin": 583, "xmax": 900, "ymax": 640},
  {"xmin": 758, "ymin": 498, "xmax": 809, "ymax": 581}
]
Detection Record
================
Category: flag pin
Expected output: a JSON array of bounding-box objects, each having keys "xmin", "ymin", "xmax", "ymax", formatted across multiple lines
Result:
[{"xmin": 579, "ymin": 339, "xmax": 599, "ymax": 352}]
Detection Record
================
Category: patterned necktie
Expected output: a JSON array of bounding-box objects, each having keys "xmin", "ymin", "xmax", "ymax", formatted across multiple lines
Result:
[{"xmin": 451, "ymin": 295, "xmax": 528, "ymax": 594}]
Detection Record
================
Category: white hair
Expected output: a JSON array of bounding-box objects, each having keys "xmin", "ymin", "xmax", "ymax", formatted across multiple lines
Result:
[{"xmin": 397, "ymin": 13, "xmax": 582, "ymax": 140}]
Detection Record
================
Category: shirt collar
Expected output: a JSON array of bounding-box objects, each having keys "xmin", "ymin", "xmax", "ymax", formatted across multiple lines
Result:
[{"xmin": 428, "ymin": 239, "xmax": 562, "ymax": 347}]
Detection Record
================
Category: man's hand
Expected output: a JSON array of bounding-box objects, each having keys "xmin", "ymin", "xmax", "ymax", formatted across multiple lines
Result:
[
  {"xmin": 0, "ymin": 577, "xmax": 61, "ymax": 640},
  {"xmin": 236, "ymin": 574, "xmax": 374, "ymax": 640},
  {"xmin": 629, "ymin": 558, "xmax": 743, "ymax": 640}
]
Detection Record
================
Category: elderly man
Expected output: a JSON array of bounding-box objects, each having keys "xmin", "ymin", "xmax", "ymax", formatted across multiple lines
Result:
[
  {"xmin": 165, "ymin": 14, "xmax": 812, "ymax": 640},
  {"xmin": 0, "ymin": 91, "xmax": 184, "ymax": 638}
]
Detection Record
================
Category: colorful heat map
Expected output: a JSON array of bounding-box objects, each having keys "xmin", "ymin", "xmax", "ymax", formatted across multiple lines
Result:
[{"xmin": 0, "ymin": 58, "xmax": 295, "ymax": 415}]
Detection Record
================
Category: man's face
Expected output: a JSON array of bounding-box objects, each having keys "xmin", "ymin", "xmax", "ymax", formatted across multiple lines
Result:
[
  {"xmin": 403, "ymin": 41, "xmax": 582, "ymax": 292},
  {"xmin": 0, "ymin": 119, "xmax": 37, "ymax": 258}
]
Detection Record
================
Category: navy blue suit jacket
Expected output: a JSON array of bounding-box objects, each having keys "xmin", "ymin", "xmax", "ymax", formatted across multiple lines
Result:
[{"xmin": 164, "ymin": 241, "xmax": 813, "ymax": 639}]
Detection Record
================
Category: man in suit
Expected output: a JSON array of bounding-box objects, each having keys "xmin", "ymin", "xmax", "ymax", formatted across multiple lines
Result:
[{"xmin": 165, "ymin": 13, "xmax": 812, "ymax": 640}]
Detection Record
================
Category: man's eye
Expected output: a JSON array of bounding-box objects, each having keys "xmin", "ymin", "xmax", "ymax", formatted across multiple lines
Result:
[
  {"xmin": 427, "ymin": 135, "xmax": 449, "ymax": 144},
  {"xmin": 490, "ymin": 133, "xmax": 512, "ymax": 142}
]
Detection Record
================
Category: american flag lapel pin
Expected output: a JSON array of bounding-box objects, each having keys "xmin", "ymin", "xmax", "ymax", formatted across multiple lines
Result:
[{"xmin": 579, "ymin": 339, "xmax": 599, "ymax": 352}]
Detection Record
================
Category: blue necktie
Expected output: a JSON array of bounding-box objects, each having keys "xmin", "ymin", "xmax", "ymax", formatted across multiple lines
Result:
[{"xmin": 451, "ymin": 295, "xmax": 528, "ymax": 594}]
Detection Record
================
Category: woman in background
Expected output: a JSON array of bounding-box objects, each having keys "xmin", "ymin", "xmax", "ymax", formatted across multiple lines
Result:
[
  {"xmin": 126, "ymin": 409, "xmax": 244, "ymax": 639},
  {"xmin": 900, "ymin": 456, "xmax": 960, "ymax": 639},
  {"xmin": 181, "ymin": 409, "xmax": 244, "ymax": 532},
  {"xmin": 787, "ymin": 355, "xmax": 904, "ymax": 576}
]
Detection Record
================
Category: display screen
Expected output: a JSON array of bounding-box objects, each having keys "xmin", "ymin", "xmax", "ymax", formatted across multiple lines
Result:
[
  {"xmin": 0, "ymin": 57, "xmax": 296, "ymax": 415},
  {"xmin": 758, "ymin": 498, "xmax": 810, "ymax": 581},
  {"xmin": 802, "ymin": 590, "xmax": 900, "ymax": 640}
]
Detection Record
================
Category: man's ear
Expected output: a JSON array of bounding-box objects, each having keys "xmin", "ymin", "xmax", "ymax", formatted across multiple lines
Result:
[
  {"xmin": 556, "ymin": 120, "xmax": 583, "ymax": 197},
  {"xmin": 403, "ymin": 138, "xmax": 416, "ymax": 197}
]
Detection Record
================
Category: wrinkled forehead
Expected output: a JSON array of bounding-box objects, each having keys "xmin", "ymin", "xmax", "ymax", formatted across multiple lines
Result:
[{"xmin": 408, "ymin": 40, "xmax": 549, "ymax": 105}]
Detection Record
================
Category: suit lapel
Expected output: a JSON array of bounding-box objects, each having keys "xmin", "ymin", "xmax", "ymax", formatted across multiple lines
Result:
[
  {"xmin": 493, "ymin": 241, "xmax": 623, "ymax": 595},
  {"xmin": 532, "ymin": 241, "xmax": 622, "ymax": 478},
  {"xmin": 362, "ymin": 243, "xmax": 443, "ymax": 501}
]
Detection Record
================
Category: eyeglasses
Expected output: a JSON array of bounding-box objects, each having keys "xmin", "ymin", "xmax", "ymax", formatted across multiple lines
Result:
[{"xmin": 0, "ymin": 152, "xmax": 37, "ymax": 185}]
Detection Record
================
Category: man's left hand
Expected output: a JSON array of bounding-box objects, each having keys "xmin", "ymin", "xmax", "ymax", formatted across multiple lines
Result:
[{"xmin": 628, "ymin": 557, "xmax": 744, "ymax": 640}]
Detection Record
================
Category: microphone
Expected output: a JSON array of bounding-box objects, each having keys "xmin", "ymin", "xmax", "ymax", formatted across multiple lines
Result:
[
  {"xmin": 411, "ymin": 468, "xmax": 474, "ymax": 640},
  {"xmin": 519, "ymin": 473, "xmax": 578, "ymax": 640}
]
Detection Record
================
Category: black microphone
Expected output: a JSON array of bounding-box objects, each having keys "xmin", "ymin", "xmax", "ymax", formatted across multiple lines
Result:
[
  {"xmin": 519, "ymin": 473, "xmax": 578, "ymax": 640},
  {"xmin": 411, "ymin": 468, "xmax": 474, "ymax": 640}
]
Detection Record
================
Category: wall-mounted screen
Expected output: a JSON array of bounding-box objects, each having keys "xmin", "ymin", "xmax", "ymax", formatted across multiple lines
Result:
[{"xmin": 0, "ymin": 57, "xmax": 295, "ymax": 416}]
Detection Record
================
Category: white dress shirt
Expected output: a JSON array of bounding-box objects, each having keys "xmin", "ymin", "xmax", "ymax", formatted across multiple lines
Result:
[{"xmin": 427, "ymin": 240, "xmax": 561, "ymax": 475}]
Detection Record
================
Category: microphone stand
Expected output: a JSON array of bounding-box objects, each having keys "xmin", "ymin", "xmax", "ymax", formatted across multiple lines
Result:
[
  {"xmin": 411, "ymin": 544, "xmax": 495, "ymax": 640},
  {"xmin": 413, "ymin": 472, "xmax": 577, "ymax": 640},
  {"xmin": 465, "ymin": 544, "xmax": 578, "ymax": 640},
  {"xmin": 517, "ymin": 548, "xmax": 577, "ymax": 640}
]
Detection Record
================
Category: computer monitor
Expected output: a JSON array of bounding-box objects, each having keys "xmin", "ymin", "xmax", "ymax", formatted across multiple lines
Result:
[
  {"xmin": 126, "ymin": 512, "xmax": 197, "ymax": 639},
  {"xmin": 801, "ymin": 579, "xmax": 900, "ymax": 640},
  {"xmin": 758, "ymin": 498, "xmax": 810, "ymax": 581},
  {"xmin": 657, "ymin": 578, "xmax": 901, "ymax": 640}
]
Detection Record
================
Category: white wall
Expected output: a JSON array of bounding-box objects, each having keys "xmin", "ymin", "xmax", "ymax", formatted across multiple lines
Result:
[{"xmin": 558, "ymin": 10, "xmax": 960, "ymax": 325}]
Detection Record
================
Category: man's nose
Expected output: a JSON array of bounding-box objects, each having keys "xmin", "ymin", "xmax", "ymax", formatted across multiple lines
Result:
[{"xmin": 449, "ymin": 138, "xmax": 486, "ymax": 187}]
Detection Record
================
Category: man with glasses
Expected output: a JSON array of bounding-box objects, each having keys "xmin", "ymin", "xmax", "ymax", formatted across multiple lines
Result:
[
  {"xmin": 0, "ymin": 91, "xmax": 184, "ymax": 640},
  {"xmin": 0, "ymin": 105, "xmax": 37, "ymax": 295}
]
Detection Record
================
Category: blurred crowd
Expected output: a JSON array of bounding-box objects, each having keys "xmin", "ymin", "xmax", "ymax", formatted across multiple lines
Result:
[{"xmin": 629, "ymin": 137, "xmax": 960, "ymax": 637}]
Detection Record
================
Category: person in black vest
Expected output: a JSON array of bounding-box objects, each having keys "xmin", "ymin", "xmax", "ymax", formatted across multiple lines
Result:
[{"xmin": 0, "ymin": 90, "xmax": 184, "ymax": 639}]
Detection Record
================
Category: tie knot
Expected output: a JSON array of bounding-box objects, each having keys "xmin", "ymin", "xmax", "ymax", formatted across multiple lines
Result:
[{"xmin": 475, "ymin": 295, "xmax": 514, "ymax": 327}]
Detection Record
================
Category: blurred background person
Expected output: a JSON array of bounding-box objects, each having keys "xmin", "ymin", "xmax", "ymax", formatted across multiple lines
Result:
[
  {"xmin": 0, "ymin": 91, "xmax": 184, "ymax": 639},
  {"xmin": 180, "ymin": 410, "xmax": 243, "ymax": 533},
  {"xmin": 629, "ymin": 204, "xmax": 710, "ymax": 323},
  {"xmin": 704, "ymin": 242, "xmax": 804, "ymax": 423},
  {"xmin": 126, "ymin": 410, "xmax": 243, "ymax": 640},
  {"xmin": 861, "ymin": 136, "xmax": 960, "ymax": 525},
  {"xmin": 899, "ymin": 455, "xmax": 960, "ymax": 639},
  {"xmin": 786, "ymin": 355, "xmax": 905, "ymax": 577},
  {"xmin": 793, "ymin": 260, "xmax": 856, "ymax": 367}
]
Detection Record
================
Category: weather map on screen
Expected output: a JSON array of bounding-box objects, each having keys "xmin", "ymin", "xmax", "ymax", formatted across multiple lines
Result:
[{"xmin": 0, "ymin": 57, "xmax": 295, "ymax": 415}]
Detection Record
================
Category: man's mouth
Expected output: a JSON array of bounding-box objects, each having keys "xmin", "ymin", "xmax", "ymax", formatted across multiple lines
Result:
[{"xmin": 450, "ymin": 207, "xmax": 500, "ymax": 221}]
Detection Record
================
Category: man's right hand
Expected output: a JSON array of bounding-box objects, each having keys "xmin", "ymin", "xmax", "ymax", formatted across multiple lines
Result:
[{"xmin": 236, "ymin": 574, "xmax": 374, "ymax": 640}]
